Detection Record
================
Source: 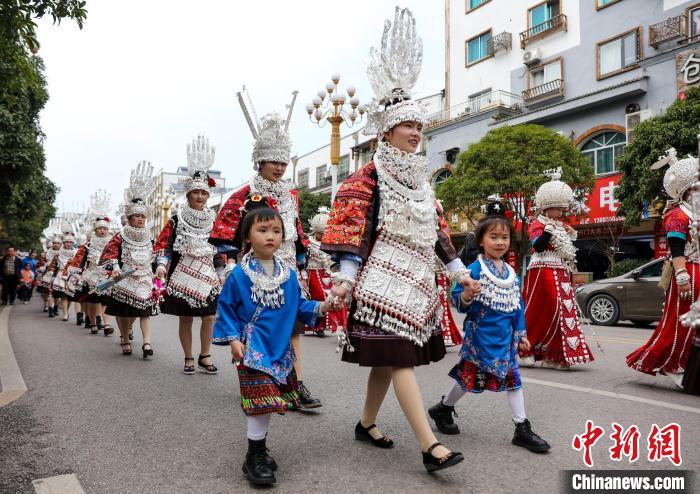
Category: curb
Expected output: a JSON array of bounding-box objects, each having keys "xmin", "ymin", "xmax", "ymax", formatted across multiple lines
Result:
[{"xmin": 0, "ymin": 306, "xmax": 28, "ymax": 407}]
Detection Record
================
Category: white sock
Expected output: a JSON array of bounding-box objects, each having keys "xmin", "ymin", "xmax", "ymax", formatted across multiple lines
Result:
[
  {"xmin": 442, "ymin": 381, "xmax": 467, "ymax": 407},
  {"xmin": 507, "ymin": 388, "xmax": 527, "ymax": 423},
  {"xmin": 246, "ymin": 414, "xmax": 272, "ymax": 440}
]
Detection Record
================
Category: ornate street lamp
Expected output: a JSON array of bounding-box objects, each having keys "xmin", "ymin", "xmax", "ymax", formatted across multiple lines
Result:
[{"xmin": 306, "ymin": 73, "xmax": 366, "ymax": 198}]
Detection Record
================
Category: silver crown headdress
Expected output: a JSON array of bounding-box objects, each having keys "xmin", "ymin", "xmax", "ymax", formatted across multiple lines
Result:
[
  {"xmin": 310, "ymin": 206, "xmax": 330, "ymax": 233},
  {"xmin": 180, "ymin": 135, "xmax": 216, "ymax": 194},
  {"xmin": 44, "ymin": 218, "xmax": 63, "ymax": 246},
  {"xmin": 124, "ymin": 161, "xmax": 155, "ymax": 217},
  {"xmin": 534, "ymin": 167, "xmax": 575, "ymax": 211},
  {"xmin": 651, "ymin": 147, "xmax": 698, "ymax": 204},
  {"xmin": 89, "ymin": 189, "xmax": 112, "ymax": 230},
  {"xmin": 237, "ymin": 86, "xmax": 298, "ymax": 169},
  {"xmin": 364, "ymin": 7, "xmax": 427, "ymax": 136}
]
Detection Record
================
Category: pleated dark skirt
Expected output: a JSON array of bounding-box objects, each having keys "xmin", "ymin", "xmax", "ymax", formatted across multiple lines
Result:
[
  {"xmin": 682, "ymin": 336, "xmax": 700, "ymax": 396},
  {"xmin": 105, "ymin": 299, "xmax": 151, "ymax": 318},
  {"xmin": 160, "ymin": 295, "xmax": 217, "ymax": 317},
  {"xmin": 341, "ymin": 313, "xmax": 446, "ymax": 368}
]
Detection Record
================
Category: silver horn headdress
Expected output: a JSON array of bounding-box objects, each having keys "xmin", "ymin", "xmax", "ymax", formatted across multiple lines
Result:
[
  {"xmin": 651, "ymin": 147, "xmax": 699, "ymax": 204},
  {"xmin": 90, "ymin": 189, "xmax": 112, "ymax": 230},
  {"xmin": 124, "ymin": 161, "xmax": 155, "ymax": 217},
  {"xmin": 181, "ymin": 135, "xmax": 216, "ymax": 194},
  {"xmin": 364, "ymin": 6, "xmax": 427, "ymax": 136}
]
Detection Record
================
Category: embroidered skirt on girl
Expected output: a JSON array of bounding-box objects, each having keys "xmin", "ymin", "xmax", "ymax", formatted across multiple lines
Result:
[
  {"xmin": 627, "ymin": 151, "xmax": 699, "ymax": 384},
  {"xmin": 521, "ymin": 172, "xmax": 593, "ymax": 367}
]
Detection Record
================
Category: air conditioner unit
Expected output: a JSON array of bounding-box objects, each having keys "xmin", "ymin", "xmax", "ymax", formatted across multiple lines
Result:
[
  {"xmin": 625, "ymin": 109, "xmax": 654, "ymax": 143},
  {"xmin": 522, "ymin": 48, "xmax": 542, "ymax": 66}
]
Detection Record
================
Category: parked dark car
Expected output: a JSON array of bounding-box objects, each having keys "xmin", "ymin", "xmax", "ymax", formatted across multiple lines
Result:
[{"xmin": 575, "ymin": 259, "xmax": 665, "ymax": 326}]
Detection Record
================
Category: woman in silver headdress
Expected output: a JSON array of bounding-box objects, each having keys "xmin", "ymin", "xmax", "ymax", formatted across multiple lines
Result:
[
  {"xmin": 322, "ymin": 7, "xmax": 469, "ymax": 472},
  {"xmin": 36, "ymin": 234, "xmax": 62, "ymax": 315},
  {"xmin": 49, "ymin": 231, "xmax": 78, "ymax": 322},
  {"xmin": 155, "ymin": 136, "xmax": 220, "ymax": 375}
]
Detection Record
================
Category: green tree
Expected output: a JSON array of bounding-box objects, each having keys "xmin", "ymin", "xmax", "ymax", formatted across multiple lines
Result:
[
  {"xmin": 616, "ymin": 86, "xmax": 700, "ymax": 226},
  {"xmin": 297, "ymin": 190, "xmax": 330, "ymax": 235},
  {"xmin": 437, "ymin": 124, "xmax": 594, "ymax": 268},
  {"xmin": 0, "ymin": 1, "xmax": 87, "ymax": 249}
]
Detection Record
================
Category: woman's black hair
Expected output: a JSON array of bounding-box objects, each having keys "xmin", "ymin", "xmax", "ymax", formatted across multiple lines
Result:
[
  {"xmin": 239, "ymin": 207, "xmax": 285, "ymax": 244},
  {"xmin": 473, "ymin": 216, "xmax": 515, "ymax": 255}
]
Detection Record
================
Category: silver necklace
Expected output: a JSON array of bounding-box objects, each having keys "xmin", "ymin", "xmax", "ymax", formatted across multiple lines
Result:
[
  {"xmin": 179, "ymin": 204, "xmax": 215, "ymax": 234},
  {"xmin": 121, "ymin": 225, "xmax": 151, "ymax": 246},
  {"xmin": 240, "ymin": 251, "xmax": 290, "ymax": 309}
]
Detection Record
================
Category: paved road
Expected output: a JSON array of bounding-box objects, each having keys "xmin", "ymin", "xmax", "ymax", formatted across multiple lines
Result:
[{"xmin": 1, "ymin": 301, "xmax": 698, "ymax": 493}]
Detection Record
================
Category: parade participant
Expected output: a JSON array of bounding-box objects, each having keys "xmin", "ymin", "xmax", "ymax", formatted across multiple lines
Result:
[
  {"xmin": 628, "ymin": 149, "xmax": 699, "ymax": 389},
  {"xmin": 212, "ymin": 208, "xmax": 332, "ymax": 487},
  {"xmin": 100, "ymin": 162, "xmax": 157, "ymax": 358},
  {"xmin": 49, "ymin": 232, "xmax": 78, "ymax": 322},
  {"xmin": 37, "ymin": 236, "xmax": 61, "ymax": 315},
  {"xmin": 428, "ymin": 216, "xmax": 550, "ymax": 453},
  {"xmin": 210, "ymin": 96, "xmax": 321, "ymax": 408},
  {"xmin": 65, "ymin": 191, "xmax": 114, "ymax": 336},
  {"xmin": 520, "ymin": 169, "xmax": 593, "ymax": 369},
  {"xmin": 155, "ymin": 136, "xmax": 220, "ymax": 375},
  {"xmin": 322, "ymin": 7, "xmax": 468, "ymax": 472},
  {"xmin": 305, "ymin": 207, "xmax": 334, "ymax": 337}
]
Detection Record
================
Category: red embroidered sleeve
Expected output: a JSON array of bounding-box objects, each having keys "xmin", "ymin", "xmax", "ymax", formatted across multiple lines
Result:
[
  {"xmin": 320, "ymin": 163, "xmax": 377, "ymax": 257},
  {"xmin": 154, "ymin": 219, "xmax": 174, "ymax": 256},
  {"xmin": 664, "ymin": 206, "xmax": 690, "ymax": 237},
  {"xmin": 64, "ymin": 245, "xmax": 88, "ymax": 275},
  {"xmin": 528, "ymin": 219, "xmax": 545, "ymax": 242},
  {"xmin": 210, "ymin": 185, "xmax": 251, "ymax": 242},
  {"xmin": 99, "ymin": 234, "xmax": 122, "ymax": 265}
]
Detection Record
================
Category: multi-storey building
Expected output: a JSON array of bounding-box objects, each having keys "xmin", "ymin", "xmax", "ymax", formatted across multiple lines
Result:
[{"xmin": 426, "ymin": 0, "xmax": 700, "ymax": 275}]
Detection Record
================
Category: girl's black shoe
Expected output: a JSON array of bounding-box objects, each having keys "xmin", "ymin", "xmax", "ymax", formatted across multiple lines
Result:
[
  {"xmin": 84, "ymin": 315, "xmax": 91, "ymax": 329},
  {"xmin": 242, "ymin": 438, "xmax": 276, "ymax": 486},
  {"xmin": 355, "ymin": 421, "xmax": 394, "ymax": 449},
  {"xmin": 76, "ymin": 312, "xmax": 84, "ymax": 326},
  {"xmin": 512, "ymin": 419, "xmax": 550, "ymax": 453},
  {"xmin": 428, "ymin": 399, "xmax": 460, "ymax": 435},
  {"xmin": 197, "ymin": 354, "xmax": 218, "ymax": 374},
  {"xmin": 95, "ymin": 316, "xmax": 104, "ymax": 331},
  {"xmin": 422, "ymin": 442, "xmax": 464, "ymax": 473},
  {"xmin": 142, "ymin": 343, "xmax": 154, "ymax": 359}
]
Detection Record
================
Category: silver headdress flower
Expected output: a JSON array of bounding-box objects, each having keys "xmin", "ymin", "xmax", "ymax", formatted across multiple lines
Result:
[
  {"xmin": 90, "ymin": 189, "xmax": 112, "ymax": 230},
  {"xmin": 181, "ymin": 135, "xmax": 216, "ymax": 194},
  {"xmin": 364, "ymin": 7, "xmax": 427, "ymax": 136},
  {"xmin": 651, "ymin": 147, "xmax": 698, "ymax": 204},
  {"xmin": 124, "ymin": 161, "xmax": 155, "ymax": 217},
  {"xmin": 237, "ymin": 86, "xmax": 298, "ymax": 169},
  {"xmin": 534, "ymin": 167, "xmax": 575, "ymax": 211}
]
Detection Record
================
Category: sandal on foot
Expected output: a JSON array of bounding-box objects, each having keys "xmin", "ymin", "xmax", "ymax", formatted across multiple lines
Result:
[
  {"xmin": 142, "ymin": 343, "xmax": 154, "ymax": 359},
  {"xmin": 422, "ymin": 442, "xmax": 464, "ymax": 473},
  {"xmin": 90, "ymin": 325, "xmax": 98, "ymax": 335},
  {"xmin": 198, "ymin": 354, "xmax": 218, "ymax": 374},
  {"xmin": 103, "ymin": 325, "xmax": 114, "ymax": 337},
  {"xmin": 355, "ymin": 422, "xmax": 394, "ymax": 449},
  {"xmin": 183, "ymin": 358, "xmax": 195, "ymax": 375},
  {"xmin": 120, "ymin": 340, "xmax": 132, "ymax": 355}
]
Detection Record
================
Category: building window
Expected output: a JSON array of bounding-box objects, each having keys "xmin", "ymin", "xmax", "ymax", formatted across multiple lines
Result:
[
  {"xmin": 523, "ymin": 57, "xmax": 564, "ymax": 103},
  {"xmin": 468, "ymin": 88, "xmax": 493, "ymax": 112},
  {"xmin": 466, "ymin": 30, "xmax": 492, "ymax": 66},
  {"xmin": 431, "ymin": 167, "xmax": 452, "ymax": 189},
  {"xmin": 529, "ymin": 59, "xmax": 561, "ymax": 88},
  {"xmin": 316, "ymin": 165, "xmax": 331, "ymax": 187},
  {"xmin": 466, "ymin": 0, "xmax": 490, "ymax": 12},
  {"xmin": 360, "ymin": 146, "xmax": 374, "ymax": 165},
  {"xmin": 597, "ymin": 28, "xmax": 641, "ymax": 80},
  {"xmin": 338, "ymin": 155, "xmax": 350, "ymax": 180},
  {"xmin": 581, "ymin": 132, "xmax": 626, "ymax": 175},
  {"xmin": 689, "ymin": 5, "xmax": 700, "ymax": 38},
  {"xmin": 528, "ymin": 0, "xmax": 560, "ymax": 33},
  {"xmin": 297, "ymin": 169, "xmax": 309, "ymax": 189},
  {"xmin": 597, "ymin": 0, "xmax": 622, "ymax": 9}
]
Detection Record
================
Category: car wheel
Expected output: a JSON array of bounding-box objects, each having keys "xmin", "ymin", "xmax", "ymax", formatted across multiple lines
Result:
[{"xmin": 587, "ymin": 294, "xmax": 620, "ymax": 326}]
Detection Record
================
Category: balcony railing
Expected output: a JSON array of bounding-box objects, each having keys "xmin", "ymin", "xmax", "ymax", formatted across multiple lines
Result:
[
  {"xmin": 425, "ymin": 90, "xmax": 522, "ymax": 130},
  {"xmin": 522, "ymin": 79, "xmax": 564, "ymax": 105},
  {"xmin": 649, "ymin": 15, "xmax": 688, "ymax": 47},
  {"xmin": 520, "ymin": 14, "xmax": 567, "ymax": 48},
  {"xmin": 487, "ymin": 31, "xmax": 512, "ymax": 55}
]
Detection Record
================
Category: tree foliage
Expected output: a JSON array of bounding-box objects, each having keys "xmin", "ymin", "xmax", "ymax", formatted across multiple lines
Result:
[
  {"xmin": 437, "ymin": 124, "xmax": 594, "ymax": 267},
  {"xmin": 616, "ymin": 86, "xmax": 700, "ymax": 226},
  {"xmin": 297, "ymin": 190, "xmax": 330, "ymax": 234},
  {"xmin": 0, "ymin": 1, "xmax": 87, "ymax": 249}
]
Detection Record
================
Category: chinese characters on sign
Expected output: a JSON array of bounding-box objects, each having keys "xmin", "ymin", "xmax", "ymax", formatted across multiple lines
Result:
[
  {"xmin": 572, "ymin": 421, "xmax": 682, "ymax": 467},
  {"xmin": 677, "ymin": 48, "xmax": 700, "ymax": 99}
]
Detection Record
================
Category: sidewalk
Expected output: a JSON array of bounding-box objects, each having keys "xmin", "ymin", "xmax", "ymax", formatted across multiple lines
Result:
[{"xmin": 0, "ymin": 305, "xmax": 28, "ymax": 407}]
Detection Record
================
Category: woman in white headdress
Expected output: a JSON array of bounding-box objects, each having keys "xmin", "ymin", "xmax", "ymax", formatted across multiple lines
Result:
[
  {"xmin": 50, "ymin": 231, "xmax": 78, "ymax": 322},
  {"xmin": 36, "ymin": 233, "xmax": 62, "ymax": 315},
  {"xmin": 322, "ymin": 7, "xmax": 468, "ymax": 473},
  {"xmin": 628, "ymin": 149, "xmax": 699, "ymax": 389},
  {"xmin": 305, "ymin": 207, "xmax": 335, "ymax": 337},
  {"xmin": 100, "ymin": 162, "xmax": 158, "ymax": 358},
  {"xmin": 155, "ymin": 136, "xmax": 220, "ymax": 375}
]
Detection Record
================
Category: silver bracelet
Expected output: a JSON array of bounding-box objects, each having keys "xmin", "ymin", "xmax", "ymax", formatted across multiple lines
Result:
[
  {"xmin": 676, "ymin": 272, "xmax": 691, "ymax": 285},
  {"xmin": 331, "ymin": 271, "xmax": 356, "ymax": 291}
]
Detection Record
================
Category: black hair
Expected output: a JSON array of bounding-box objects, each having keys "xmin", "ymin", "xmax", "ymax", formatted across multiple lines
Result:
[
  {"xmin": 239, "ymin": 208, "xmax": 285, "ymax": 244},
  {"xmin": 473, "ymin": 216, "xmax": 515, "ymax": 255}
]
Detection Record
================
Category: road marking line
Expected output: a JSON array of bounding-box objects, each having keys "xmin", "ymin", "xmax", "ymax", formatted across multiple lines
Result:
[
  {"xmin": 594, "ymin": 336, "xmax": 647, "ymax": 344},
  {"xmin": 33, "ymin": 474, "xmax": 85, "ymax": 494},
  {"xmin": 522, "ymin": 377, "xmax": 700, "ymax": 415},
  {"xmin": 0, "ymin": 307, "xmax": 27, "ymax": 408}
]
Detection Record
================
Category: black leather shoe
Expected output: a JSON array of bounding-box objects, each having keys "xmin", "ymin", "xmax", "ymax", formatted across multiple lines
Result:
[
  {"xmin": 142, "ymin": 343, "xmax": 154, "ymax": 359},
  {"xmin": 428, "ymin": 399, "xmax": 460, "ymax": 435},
  {"xmin": 512, "ymin": 419, "xmax": 550, "ymax": 453},
  {"xmin": 95, "ymin": 316, "xmax": 104, "ymax": 331},
  {"xmin": 422, "ymin": 442, "xmax": 464, "ymax": 473},
  {"xmin": 242, "ymin": 438, "xmax": 276, "ymax": 486},
  {"xmin": 48, "ymin": 306, "xmax": 55, "ymax": 318},
  {"xmin": 84, "ymin": 315, "xmax": 91, "ymax": 329},
  {"xmin": 76, "ymin": 312, "xmax": 84, "ymax": 326},
  {"xmin": 297, "ymin": 381, "xmax": 322, "ymax": 409},
  {"xmin": 355, "ymin": 421, "xmax": 394, "ymax": 449}
]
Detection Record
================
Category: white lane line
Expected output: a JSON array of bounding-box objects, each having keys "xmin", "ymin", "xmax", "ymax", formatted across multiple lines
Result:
[
  {"xmin": 522, "ymin": 377, "xmax": 700, "ymax": 415},
  {"xmin": 0, "ymin": 307, "xmax": 27, "ymax": 408},
  {"xmin": 33, "ymin": 474, "xmax": 85, "ymax": 494}
]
